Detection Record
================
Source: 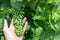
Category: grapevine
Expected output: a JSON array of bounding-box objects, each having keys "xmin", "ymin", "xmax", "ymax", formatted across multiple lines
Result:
[{"xmin": 13, "ymin": 8, "xmax": 24, "ymax": 36}]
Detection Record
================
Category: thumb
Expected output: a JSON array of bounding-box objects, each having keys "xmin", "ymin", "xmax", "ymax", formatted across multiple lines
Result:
[{"xmin": 3, "ymin": 19, "xmax": 8, "ymax": 29}]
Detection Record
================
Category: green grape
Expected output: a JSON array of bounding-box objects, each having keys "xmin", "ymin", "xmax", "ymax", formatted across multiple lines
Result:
[
  {"xmin": 1, "ymin": 8, "xmax": 14, "ymax": 15},
  {"xmin": 13, "ymin": 8, "xmax": 24, "ymax": 36}
]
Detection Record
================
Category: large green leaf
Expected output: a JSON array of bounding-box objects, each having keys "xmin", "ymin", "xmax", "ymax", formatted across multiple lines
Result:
[
  {"xmin": 54, "ymin": 34, "xmax": 60, "ymax": 40},
  {"xmin": 10, "ymin": 0, "xmax": 25, "ymax": 9},
  {"xmin": 54, "ymin": 21, "xmax": 60, "ymax": 34},
  {"xmin": 27, "ymin": 0, "xmax": 38, "ymax": 10},
  {"xmin": 32, "ymin": 27, "xmax": 43, "ymax": 40},
  {"xmin": 40, "ymin": 29, "xmax": 54, "ymax": 40}
]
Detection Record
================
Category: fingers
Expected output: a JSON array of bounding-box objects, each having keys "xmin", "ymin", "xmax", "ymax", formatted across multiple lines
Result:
[
  {"xmin": 19, "ymin": 17, "xmax": 28, "ymax": 37},
  {"xmin": 23, "ymin": 17, "xmax": 27, "ymax": 32},
  {"xmin": 20, "ymin": 21, "xmax": 28, "ymax": 38},
  {"xmin": 9, "ymin": 18, "xmax": 15, "ymax": 32},
  {"xmin": 22, "ymin": 17, "xmax": 28, "ymax": 36},
  {"xmin": 23, "ymin": 21, "xmax": 28, "ymax": 35},
  {"xmin": 3, "ymin": 19, "xmax": 8, "ymax": 29},
  {"xmin": 23, "ymin": 17, "xmax": 27, "ymax": 23}
]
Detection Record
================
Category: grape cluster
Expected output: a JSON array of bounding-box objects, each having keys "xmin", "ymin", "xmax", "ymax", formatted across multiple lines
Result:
[{"xmin": 13, "ymin": 8, "xmax": 24, "ymax": 36}]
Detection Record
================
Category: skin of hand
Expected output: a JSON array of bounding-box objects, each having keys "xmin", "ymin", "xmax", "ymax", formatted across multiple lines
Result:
[{"xmin": 3, "ymin": 17, "xmax": 28, "ymax": 40}]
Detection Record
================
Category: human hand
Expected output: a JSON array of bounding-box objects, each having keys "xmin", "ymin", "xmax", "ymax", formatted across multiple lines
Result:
[{"xmin": 3, "ymin": 17, "xmax": 28, "ymax": 40}]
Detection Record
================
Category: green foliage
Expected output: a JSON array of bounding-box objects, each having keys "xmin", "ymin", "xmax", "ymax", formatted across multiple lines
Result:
[
  {"xmin": 0, "ymin": 18, "xmax": 4, "ymax": 30},
  {"xmin": 32, "ymin": 27, "xmax": 43, "ymax": 40},
  {"xmin": 1, "ymin": 36, "xmax": 5, "ymax": 40},
  {"xmin": 0, "ymin": 0, "xmax": 60, "ymax": 40}
]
